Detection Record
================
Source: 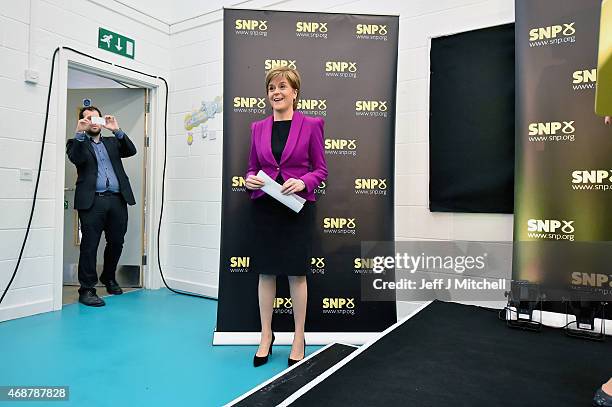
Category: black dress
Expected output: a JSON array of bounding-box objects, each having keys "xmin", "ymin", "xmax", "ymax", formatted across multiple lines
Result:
[{"xmin": 250, "ymin": 120, "xmax": 315, "ymax": 276}]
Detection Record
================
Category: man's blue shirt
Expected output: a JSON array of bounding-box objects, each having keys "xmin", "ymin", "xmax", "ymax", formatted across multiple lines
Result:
[{"xmin": 74, "ymin": 130, "xmax": 125, "ymax": 193}]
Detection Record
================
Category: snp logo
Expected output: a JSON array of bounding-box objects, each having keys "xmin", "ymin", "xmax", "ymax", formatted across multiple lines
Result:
[
  {"xmin": 296, "ymin": 21, "xmax": 328, "ymax": 33},
  {"xmin": 356, "ymin": 24, "xmax": 387, "ymax": 35},
  {"xmin": 527, "ymin": 219, "xmax": 575, "ymax": 241},
  {"xmin": 298, "ymin": 99, "xmax": 327, "ymax": 116},
  {"xmin": 572, "ymin": 69, "xmax": 596, "ymax": 91},
  {"xmin": 235, "ymin": 20, "xmax": 268, "ymax": 37},
  {"xmin": 573, "ymin": 69, "xmax": 597, "ymax": 83},
  {"xmin": 354, "ymin": 258, "xmax": 376, "ymax": 274},
  {"xmin": 527, "ymin": 219, "xmax": 575, "ymax": 234},
  {"xmin": 264, "ymin": 59, "xmax": 297, "ymax": 71},
  {"xmin": 325, "ymin": 61, "xmax": 358, "ymax": 78},
  {"xmin": 233, "ymin": 97, "xmax": 266, "ymax": 114},
  {"xmin": 355, "ymin": 178, "xmax": 388, "ymax": 196},
  {"xmin": 325, "ymin": 139, "xmax": 356, "ymax": 150},
  {"xmin": 231, "ymin": 176, "xmax": 246, "ymax": 192},
  {"xmin": 297, "ymin": 99, "xmax": 327, "ymax": 117},
  {"xmin": 529, "ymin": 121, "xmax": 574, "ymax": 135},
  {"xmin": 311, "ymin": 257, "xmax": 325, "ymax": 268},
  {"xmin": 323, "ymin": 218, "xmax": 356, "ymax": 228},
  {"xmin": 528, "ymin": 121, "xmax": 575, "ymax": 142},
  {"xmin": 572, "ymin": 170, "xmax": 612, "ymax": 191},
  {"xmin": 315, "ymin": 181, "xmax": 327, "ymax": 196},
  {"xmin": 326, "ymin": 61, "xmax": 357, "ymax": 72},
  {"xmin": 529, "ymin": 23, "xmax": 575, "ymax": 47},
  {"xmin": 323, "ymin": 217, "xmax": 356, "ymax": 235},
  {"xmin": 572, "ymin": 272, "xmax": 612, "ymax": 288},
  {"xmin": 229, "ymin": 256, "xmax": 250, "ymax": 273},
  {"xmin": 233, "ymin": 97, "xmax": 266, "ymax": 109},
  {"xmin": 298, "ymin": 99, "xmax": 326, "ymax": 110},
  {"xmin": 356, "ymin": 100, "xmax": 387, "ymax": 111},
  {"xmin": 355, "ymin": 24, "xmax": 388, "ymax": 41},
  {"xmin": 235, "ymin": 19, "xmax": 268, "ymax": 30},
  {"xmin": 274, "ymin": 297, "xmax": 292, "ymax": 308},
  {"xmin": 296, "ymin": 22, "xmax": 328, "ymax": 38},
  {"xmin": 311, "ymin": 257, "xmax": 326, "ymax": 274},
  {"xmin": 325, "ymin": 139, "xmax": 357, "ymax": 157},
  {"xmin": 323, "ymin": 297, "xmax": 355, "ymax": 309},
  {"xmin": 355, "ymin": 100, "xmax": 389, "ymax": 118},
  {"xmin": 273, "ymin": 298, "xmax": 293, "ymax": 314}
]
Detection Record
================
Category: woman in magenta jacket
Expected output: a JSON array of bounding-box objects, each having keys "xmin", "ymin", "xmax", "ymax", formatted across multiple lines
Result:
[{"xmin": 245, "ymin": 67, "xmax": 328, "ymax": 367}]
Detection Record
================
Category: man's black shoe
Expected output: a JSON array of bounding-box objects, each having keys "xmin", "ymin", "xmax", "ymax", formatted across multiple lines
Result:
[
  {"xmin": 101, "ymin": 279, "xmax": 123, "ymax": 295},
  {"xmin": 78, "ymin": 290, "xmax": 106, "ymax": 307}
]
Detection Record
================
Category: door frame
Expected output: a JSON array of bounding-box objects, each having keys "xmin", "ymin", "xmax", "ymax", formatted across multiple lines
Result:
[{"xmin": 53, "ymin": 49, "xmax": 165, "ymax": 310}]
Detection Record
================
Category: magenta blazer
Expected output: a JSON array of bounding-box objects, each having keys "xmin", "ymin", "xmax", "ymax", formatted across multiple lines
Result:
[{"xmin": 246, "ymin": 110, "xmax": 328, "ymax": 201}]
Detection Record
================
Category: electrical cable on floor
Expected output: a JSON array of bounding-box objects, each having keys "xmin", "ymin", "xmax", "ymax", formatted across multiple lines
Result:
[{"xmin": 0, "ymin": 46, "xmax": 215, "ymax": 306}]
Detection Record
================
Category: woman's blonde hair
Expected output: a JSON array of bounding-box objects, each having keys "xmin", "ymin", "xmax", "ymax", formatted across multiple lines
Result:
[{"xmin": 265, "ymin": 67, "xmax": 301, "ymax": 110}]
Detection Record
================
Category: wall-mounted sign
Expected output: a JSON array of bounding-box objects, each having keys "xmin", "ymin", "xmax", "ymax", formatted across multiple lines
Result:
[{"xmin": 98, "ymin": 27, "xmax": 135, "ymax": 59}]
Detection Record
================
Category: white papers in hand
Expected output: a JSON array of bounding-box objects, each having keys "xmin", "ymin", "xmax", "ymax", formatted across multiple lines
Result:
[{"xmin": 256, "ymin": 170, "xmax": 306, "ymax": 213}]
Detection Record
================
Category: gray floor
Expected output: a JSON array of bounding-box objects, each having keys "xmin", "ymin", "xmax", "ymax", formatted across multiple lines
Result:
[{"xmin": 62, "ymin": 285, "xmax": 140, "ymax": 305}]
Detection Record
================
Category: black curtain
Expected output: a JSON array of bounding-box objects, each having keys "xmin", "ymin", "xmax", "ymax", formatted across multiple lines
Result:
[{"xmin": 429, "ymin": 23, "xmax": 515, "ymax": 213}]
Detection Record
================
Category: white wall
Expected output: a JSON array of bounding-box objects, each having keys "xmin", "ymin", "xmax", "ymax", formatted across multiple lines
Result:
[
  {"xmin": 0, "ymin": 0, "xmax": 170, "ymax": 321},
  {"xmin": 162, "ymin": 16, "xmax": 224, "ymax": 297},
  {"xmin": 164, "ymin": 0, "xmax": 515, "ymax": 304}
]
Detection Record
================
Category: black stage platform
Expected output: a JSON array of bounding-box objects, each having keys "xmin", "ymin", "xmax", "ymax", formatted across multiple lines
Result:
[{"xmin": 282, "ymin": 301, "xmax": 612, "ymax": 406}]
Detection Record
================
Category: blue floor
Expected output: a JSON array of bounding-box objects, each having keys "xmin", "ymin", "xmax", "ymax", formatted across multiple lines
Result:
[{"xmin": 0, "ymin": 289, "xmax": 320, "ymax": 406}]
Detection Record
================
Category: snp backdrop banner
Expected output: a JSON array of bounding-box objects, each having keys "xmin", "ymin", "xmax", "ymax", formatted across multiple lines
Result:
[
  {"xmin": 514, "ymin": 0, "xmax": 612, "ymax": 302},
  {"xmin": 215, "ymin": 9, "xmax": 398, "ymax": 343}
]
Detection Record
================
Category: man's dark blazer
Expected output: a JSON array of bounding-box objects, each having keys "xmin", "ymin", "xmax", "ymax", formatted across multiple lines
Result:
[{"xmin": 66, "ymin": 134, "xmax": 137, "ymax": 210}]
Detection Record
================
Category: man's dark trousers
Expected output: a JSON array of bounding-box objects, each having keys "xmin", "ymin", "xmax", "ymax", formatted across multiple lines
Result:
[{"xmin": 78, "ymin": 193, "xmax": 128, "ymax": 292}]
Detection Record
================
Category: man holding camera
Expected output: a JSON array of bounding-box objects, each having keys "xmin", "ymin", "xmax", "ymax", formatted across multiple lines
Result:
[{"xmin": 66, "ymin": 106, "xmax": 137, "ymax": 307}]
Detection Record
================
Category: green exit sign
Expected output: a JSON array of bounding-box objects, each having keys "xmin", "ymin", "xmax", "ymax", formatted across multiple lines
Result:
[{"xmin": 98, "ymin": 28, "xmax": 135, "ymax": 59}]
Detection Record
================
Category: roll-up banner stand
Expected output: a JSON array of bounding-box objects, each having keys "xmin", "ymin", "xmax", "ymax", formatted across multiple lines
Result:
[
  {"xmin": 215, "ymin": 9, "xmax": 399, "ymax": 344},
  {"xmin": 514, "ymin": 0, "xmax": 612, "ymax": 307}
]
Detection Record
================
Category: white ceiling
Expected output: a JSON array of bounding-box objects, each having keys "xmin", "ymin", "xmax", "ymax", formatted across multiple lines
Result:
[{"xmin": 116, "ymin": 0, "xmax": 233, "ymax": 25}]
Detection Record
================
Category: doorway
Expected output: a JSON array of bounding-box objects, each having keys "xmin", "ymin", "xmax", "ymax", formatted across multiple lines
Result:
[{"xmin": 62, "ymin": 68, "xmax": 148, "ymax": 304}]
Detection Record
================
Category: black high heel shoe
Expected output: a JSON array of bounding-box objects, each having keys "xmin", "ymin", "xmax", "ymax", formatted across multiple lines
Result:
[
  {"xmin": 594, "ymin": 387, "xmax": 612, "ymax": 406},
  {"xmin": 288, "ymin": 338, "xmax": 306, "ymax": 367},
  {"xmin": 253, "ymin": 333, "xmax": 275, "ymax": 367}
]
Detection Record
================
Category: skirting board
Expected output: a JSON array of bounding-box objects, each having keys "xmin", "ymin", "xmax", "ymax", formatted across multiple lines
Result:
[
  {"xmin": 0, "ymin": 298, "xmax": 54, "ymax": 323},
  {"xmin": 164, "ymin": 277, "xmax": 218, "ymax": 299},
  {"xmin": 213, "ymin": 331, "xmax": 380, "ymax": 345}
]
